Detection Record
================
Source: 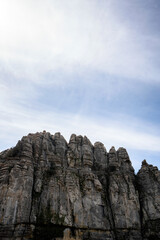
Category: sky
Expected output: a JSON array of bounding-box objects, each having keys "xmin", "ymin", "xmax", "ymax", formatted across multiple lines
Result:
[{"xmin": 0, "ymin": 0, "xmax": 160, "ymax": 172}]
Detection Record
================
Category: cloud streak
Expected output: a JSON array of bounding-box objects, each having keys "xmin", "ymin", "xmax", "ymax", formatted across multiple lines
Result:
[
  {"xmin": 0, "ymin": 0, "xmax": 160, "ymax": 84},
  {"xmin": 1, "ymin": 99, "xmax": 160, "ymax": 153},
  {"xmin": 0, "ymin": 0, "xmax": 160, "ymax": 171}
]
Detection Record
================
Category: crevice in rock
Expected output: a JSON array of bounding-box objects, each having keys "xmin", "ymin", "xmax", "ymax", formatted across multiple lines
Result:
[
  {"xmin": 135, "ymin": 177, "xmax": 144, "ymax": 238},
  {"xmin": 21, "ymin": 225, "xmax": 27, "ymax": 240},
  {"xmin": 105, "ymin": 171, "xmax": 117, "ymax": 240},
  {"xmin": 29, "ymin": 159, "xmax": 36, "ymax": 224}
]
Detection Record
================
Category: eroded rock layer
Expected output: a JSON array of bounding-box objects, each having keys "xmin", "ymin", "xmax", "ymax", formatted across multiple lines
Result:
[{"xmin": 0, "ymin": 131, "xmax": 160, "ymax": 240}]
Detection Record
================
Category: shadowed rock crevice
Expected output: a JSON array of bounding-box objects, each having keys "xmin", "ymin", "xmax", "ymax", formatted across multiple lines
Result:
[{"xmin": 0, "ymin": 131, "xmax": 160, "ymax": 239}]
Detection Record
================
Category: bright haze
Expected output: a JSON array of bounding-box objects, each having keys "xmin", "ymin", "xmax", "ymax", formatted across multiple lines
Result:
[{"xmin": 0, "ymin": 0, "xmax": 160, "ymax": 171}]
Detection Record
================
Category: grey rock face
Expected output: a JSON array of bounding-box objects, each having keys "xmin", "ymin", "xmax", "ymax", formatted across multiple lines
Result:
[
  {"xmin": 108, "ymin": 147, "xmax": 142, "ymax": 240},
  {"xmin": 137, "ymin": 160, "xmax": 160, "ymax": 240},
  {"xmin": 0, "ymin": 131, "xmax": 159, "ymax": 239}
]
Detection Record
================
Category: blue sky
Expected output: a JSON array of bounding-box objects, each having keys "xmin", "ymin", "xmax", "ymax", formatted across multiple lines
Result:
[{"xmin": 0, "ymin": 0, "xmax": 160, "ymax": 171}]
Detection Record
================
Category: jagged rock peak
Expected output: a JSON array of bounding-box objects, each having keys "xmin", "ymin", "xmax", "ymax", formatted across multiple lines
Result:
[
  {"xmin": 94, "ymin": 141, "xmax": 106, "ymax": 149},
  {"xmin": 0, "ymin": 131, "xmax": 160, "ymax": 240},
  {"xmin": 137, "ymin": 159, "xmax": 160, "ymax": 239},
  {"xmin": 109, "ymin": 146, "xmax": 116, "ymax": 153}
]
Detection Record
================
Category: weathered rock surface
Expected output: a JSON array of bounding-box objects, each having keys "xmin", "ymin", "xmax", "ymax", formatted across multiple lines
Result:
[
  {"xmin": 0, "ymin": 131, "xmax": 159, "ymax": 240},
  {"xmin": 137, "ymin": 160, "xmax": 160, "ymax": 240}
]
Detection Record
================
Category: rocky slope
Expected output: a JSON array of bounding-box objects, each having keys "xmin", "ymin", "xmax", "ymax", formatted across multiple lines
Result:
[{"xmin": 0, "ymin": 131, "xmax": 160, "ymax": 240}]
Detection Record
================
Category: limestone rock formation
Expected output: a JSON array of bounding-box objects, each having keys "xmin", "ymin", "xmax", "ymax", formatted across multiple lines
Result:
[
  {"xmin": 137, "ymin": 160, "xmax": 160, "ymax": 239},
  {"xmin": 0, "ymin": 131, "xmax": 159, "ymax": 240}
]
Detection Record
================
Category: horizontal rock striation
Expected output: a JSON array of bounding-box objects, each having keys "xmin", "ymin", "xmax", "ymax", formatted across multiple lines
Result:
[{"xmin": 0, "ymin": 131, "xmax": 160, "ymax": 240}]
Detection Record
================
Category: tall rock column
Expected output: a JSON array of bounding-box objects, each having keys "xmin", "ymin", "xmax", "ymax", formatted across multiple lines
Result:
[
  {"xmin": 108, "ymin": 147, "xmax": 142, "ymax": 240},
  {"xmin": 0, "ymin": 135, "xmax": 34, "ymax": 238},
  {"xmin": 137, "ymin": 160, "xmax": 160, "ymax": 240}
]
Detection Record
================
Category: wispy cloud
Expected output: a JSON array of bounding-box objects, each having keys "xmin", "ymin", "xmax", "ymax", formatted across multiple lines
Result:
[
  {"xmin": 0, "ymin": 0, "xmax": 160, "ymax": 84},
  {"xmin": 1, "ymin": 99, "xmax": 160, "ymax": 152},
  {"xmin": 1, "ymin": 78, "xmax": 160, "ymax": 171},
  {"xmin": 0, "ymin": 0, "xmax": 160, "ymax": 171}
]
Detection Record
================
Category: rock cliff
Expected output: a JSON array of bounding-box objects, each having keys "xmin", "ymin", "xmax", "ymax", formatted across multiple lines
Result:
[{"xmin": 0, "ymin": 131, "xmax": 160, "ymax": 240}]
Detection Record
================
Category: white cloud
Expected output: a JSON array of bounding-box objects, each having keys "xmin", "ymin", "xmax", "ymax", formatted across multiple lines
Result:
[
  {"xmin": 0, "ymin": 0, "xmax": 159, "ymax": 84},
  {"xmin": 0, "ymin": 99, "xmax": 160, "ymax": 154},
  {"xmin": 0, "ymin": 80, "xmax": 160, "ymax": 172},
  {"xmin": 0, "ymin": 0, "xmax": 160, "ymax": 172}
]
